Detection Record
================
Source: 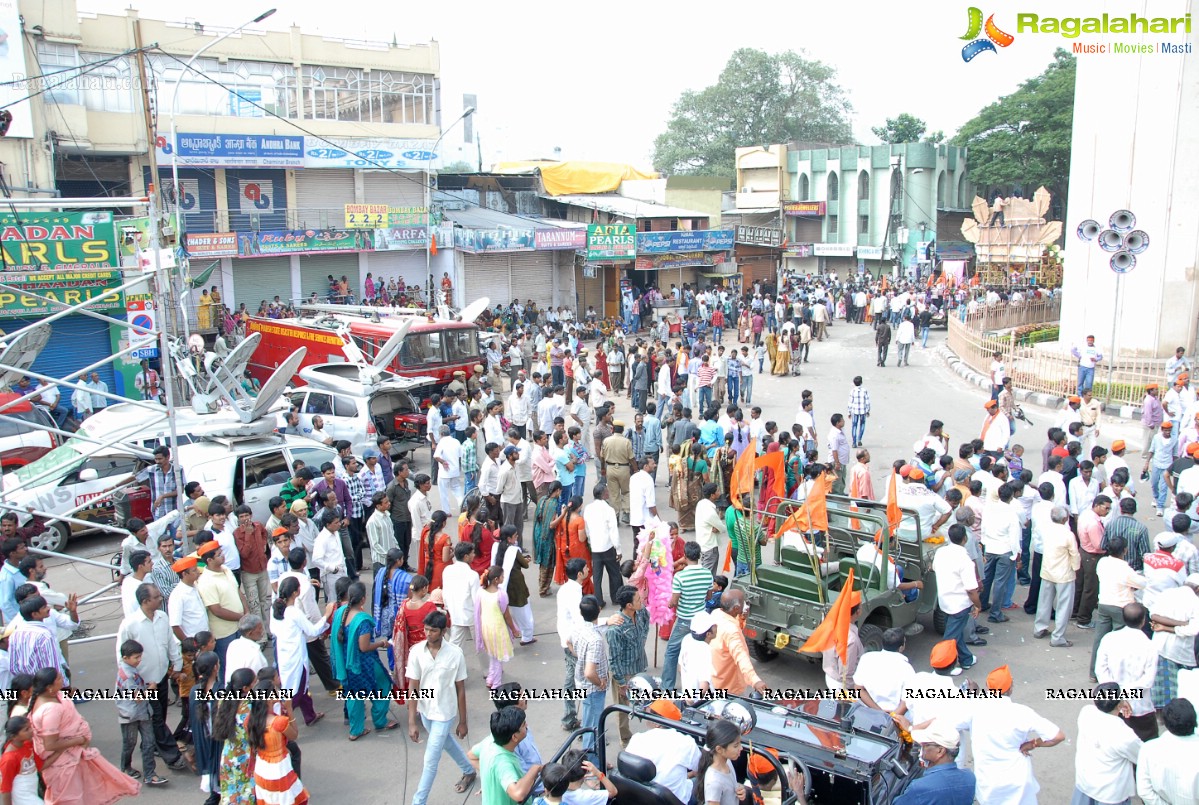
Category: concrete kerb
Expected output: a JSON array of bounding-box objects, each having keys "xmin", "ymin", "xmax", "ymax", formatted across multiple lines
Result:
[{"xmin": 935, "ymin": 344, "xmax": 1146, "ymax": 423}]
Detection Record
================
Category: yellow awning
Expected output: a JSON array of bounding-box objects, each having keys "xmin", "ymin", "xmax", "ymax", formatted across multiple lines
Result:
[{"xmin": 492, "ymin": 160, "xmax": 658, "ymax": 196}]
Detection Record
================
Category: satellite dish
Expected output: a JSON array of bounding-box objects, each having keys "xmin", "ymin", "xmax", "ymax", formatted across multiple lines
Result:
[
  {"xmin": 210, "ymin": 332, "xmax": 261, "ymax": 389},
  {"xmin": 199, "ymin": 332, "xmax": 262, "ymax": 415},
  {"xmin": 246, "ymin": 347, "xmax": 306, "ymax": 423},
  {"xmin": 371, "ymin": 320, "xmax": 412, "ymax": 371},
  {"xmin": 339, "ymin": 327, "xmax": 366, "ymax": 365},
  {"xmin": 456, "ymin": 297, "xmax": 490, "ymax": 323},
  {"xmin": 0, "ymin": 323, "xmax": 52, "ymax": 389}
]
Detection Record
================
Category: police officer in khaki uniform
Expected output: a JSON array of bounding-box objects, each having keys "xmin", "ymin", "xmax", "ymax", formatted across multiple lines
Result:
[
  {"xmin": 601, "ymin": 420, "xmax": 634, "ymax": 524},
  {"xmin": 467, "ymin": 364, "xmax": 485, "ymax": 396},
  {"xmin": 446, "ymin": 370, "xmax": 467, "ymax": 398}
]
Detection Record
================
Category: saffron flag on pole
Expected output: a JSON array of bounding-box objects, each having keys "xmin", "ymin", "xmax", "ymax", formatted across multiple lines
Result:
[
  {"xmin": 799, "ymin": 568, "xmax": 857, "ymax": 663},
  {"xmin": 874, "ymin": 471, "xmax": 901, "ymax": 545},
  {"xmin": 779, "ymin": 472, "xmax": 833, "ymax": 534},
  {"xmin": 729, "ymin": 439, "xmax": 758, "ymax": 511}
]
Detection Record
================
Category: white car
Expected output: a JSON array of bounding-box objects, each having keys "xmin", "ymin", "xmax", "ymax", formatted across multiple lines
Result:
[{"xmin": 281, "ymin": 363, "xmax": 434, "ymax": 458}]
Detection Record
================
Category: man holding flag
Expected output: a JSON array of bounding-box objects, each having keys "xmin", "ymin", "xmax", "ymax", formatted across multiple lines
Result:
[{"xmin": 799, "ymin": 567, "xmax": 865, "ymax": 692}]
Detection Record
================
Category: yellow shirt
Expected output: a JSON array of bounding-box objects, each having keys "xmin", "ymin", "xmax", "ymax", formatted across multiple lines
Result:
[{"xmin": 195, "ymin": 566, "xmax": 244, "ymax": 639}]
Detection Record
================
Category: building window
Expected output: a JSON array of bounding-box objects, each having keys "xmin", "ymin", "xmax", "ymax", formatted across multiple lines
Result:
[
  {"xmin": 937, "ymin": 171, "xmax": 947, "ymax": 208},
  {"xmin": 828, "ymin": 215, "xmax": 838, "ymax": 235},
  {"xmin": 857, "ymin": 170, "xmax": 869, "ymax": 200},
  {"xmin": 147, "ymin": 54, "xmax": 297, "ymax": 119},
  {"xmin": 799, "ymin": 174, "xmax": 810, "ymax": 200},
  {"xmin": 827, "ymin": 172, "xmax": 839, "ymax": 202},
  {"xmin": 301, "ymin": 66, "xmax": 435, "ymax": 124},
  {"xmin": 859, "ymin": 215, "xmax": 869, "ymax": 235}
]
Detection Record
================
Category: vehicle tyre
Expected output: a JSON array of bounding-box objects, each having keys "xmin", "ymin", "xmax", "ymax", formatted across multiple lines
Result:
[
  {"xmin": 749, "ymin": 640, "xmax": 779, "ymax": 662},
  {"xmin": 933, "ymin": 606, "xmax": 948, "ymax": 636},
  {"xmin": 31, "ymin": 522, "xmax": 69, "ymax": 553},
  {"xmin": 858, "ymin": 623, "xmax": 885, "ymax": 653}
]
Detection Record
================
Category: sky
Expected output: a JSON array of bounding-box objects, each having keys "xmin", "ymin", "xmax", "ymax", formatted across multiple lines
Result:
[{"xmin": 82, "ymin": 0, "xmax": 1094, "ymax": 169}]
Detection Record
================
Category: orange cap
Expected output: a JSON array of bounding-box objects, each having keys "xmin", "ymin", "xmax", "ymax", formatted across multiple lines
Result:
[
  {"xmin": 197, "ymin": 541, "xmax": 221, "ymax": 557},
  {"xmin": 1187, "ymin": 443, "xmax": 1199, "ymax": 457},
  {"xmin": 898, "ymin": 465, "xmax": 911, "ymax": 478},
  {"xmin": 747, "ymin": 748, "xmax": 780, "ymax": 776},
  {"xmin": 1111, "ymin": 440, "xmax": 1126, "ymax": 452},
  {"xmin": 1068, "ymin": 396, "xmax": 1081, "ymax": 404},
  {"xmin": 171, "ymin": 555, "xmax": 198, "ymax": 572},
  {"xmin": 986, "ymin": 665, "xmax": 1013, "ymax": 693},
  {"xmin": 1162, "ymin": 421, "xmax": 1174, "ymax": 430},
  {"xmin": 1180, "ymin": 373, "xmax": 1190, "ymax": 384},
  {"xmin": 909, "ymin": 467, "xmax": 926, "ymax": 481},
  {"xmin": 1146, "ymin": 383, "xmax": 1159, "ymax": 390},
  {"xmin": 272, "ymin": 526, "xmax": 289, "ymax": 537},
  {"xmin": 984, "ymin": 400, "xmax": 998, "ymax": 410},
  {"xmin": 648, "ymin": 699, "xmax": 682, "ymax": 720},
  {"xmin": 930, "ymin": 640, "xmax": 958, "ymax": 669}
]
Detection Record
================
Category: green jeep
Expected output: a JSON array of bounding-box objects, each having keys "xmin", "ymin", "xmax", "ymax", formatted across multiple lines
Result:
[{"xmin": 732, "ymin": 494, "xmax": 946, "ymax": 663}]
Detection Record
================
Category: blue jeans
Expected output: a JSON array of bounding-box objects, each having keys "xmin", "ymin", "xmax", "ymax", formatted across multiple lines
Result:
[
  {"xmin": 943, "ymin": 606, "xmax": 974, "ymax": 668},
  {"xmin": 713, "ymin": 326, "xmax": 723, "ymax": 342},
  {"xmin": 741, "ymin": 374, "xmax": 753, "ymax": 404},
  {"xmin": 1017, "ymin": 523, "xmax": 1032, "ymax": 584},
  {"xmin": 412, "ymin": 715, "xmax": 473, "ymax": 805},
  {"xmin": 552, "ymin": 366, "xmax": 564, "ymax": 386},
  {"xmin": 850, "ymin": 413, "xmax": 867, "ymax": 446},
  {"xmin": 572, "ymin": 476, "xmax": 586, "ymax": 500},
  {"xmin": 727, "ymin": 375, "xmax": 739, "ymax": 404},
  {"xmin": 920, "ymin": 326, "xmax": 930, "ymax": 347},
  {"xmin": 1077, "ymin": 366, "xmax": 1095, "ymax": 395},
  {"xmin": 581, "ymin": 689, "xmax": 606, "ymax": 762},
  {"xmin": 660, "ymin": 614, "xmax": 693, "ymax": 691},
  {"xmin": 698, "ymin": 386, "xmax": 712, "ymax": 414},
  {"xmin": 982, "ymin": 553, "xmax": 1014, "ymax": 617},
  {"xmin": 464, "ymin": 471, "xmax": 478, "ymax": 496},
  {"xmin": 631, "ymin": 387, "xmax": 646, "ymax": 413},
  {"xmin": 1151, "ymin": 466, "xmax": 1169, "ymax": 510}
]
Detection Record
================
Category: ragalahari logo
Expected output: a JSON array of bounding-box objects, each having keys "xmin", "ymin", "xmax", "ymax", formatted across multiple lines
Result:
[{"xmin": 960, "ymin": 7, "xmax": 1015, "ymax": 62}]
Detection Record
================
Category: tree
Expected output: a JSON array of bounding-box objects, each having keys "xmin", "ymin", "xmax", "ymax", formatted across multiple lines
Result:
[
  {"xmin": 652, "ymin": 49, "xmax": 853, "ymax": 177},
  {"xmin": 871, "ymin": 113, "xmax": 944, "ymax": 145},
  {"xmin": 439, "ymin": 160, "xmax": 475, "ymax": 173},
  {"xmin": 951, "ymin": 49, "xmax": 1076, "ymax": 215}
]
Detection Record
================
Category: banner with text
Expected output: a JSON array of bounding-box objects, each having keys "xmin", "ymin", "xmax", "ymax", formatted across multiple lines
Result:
[
  {"xmin": 0, "ymin": 211, "xmax": 117, "ymax": 272},
  {"xmin": 535, "ymin": 228, "xmax": 587, "ymax": 251},
  {"xmin": 454, "ymin": 228, "xmax": 535, "ymax": 253},
  {"xmin": 156, "ymin": 133, "xmax": 305, "ymax": 168},
  {"xmin": 734, "ymin": 226, "xmax": 784, "ymax": 248},
  {"xmin": 783, "ymin": 201, "xmax": 827, "ymax": 217},
  {"xmin": 0, "ymin": 269, "xmax": 124, "ymax": 318},
  {"xmin": 586, "ymin": 223, "xmax": 636, "ymax": 261},
  {"xmin": 238, "ymin": 229, "xmax": 374, "ymax": 257},
  {"xmin": 185, "ymin": 233, "xmax": 239, "ymax": 258},
  {"xmin": 373, "ymin": 226, "xmax": 428, "ymax": 251},
  {"xmin": 635, "ymin": 251, "xmax": 729, "ymax": 271},
  {"xmin": 635, "ymin": 229, "xmax": 735, "ymax": 254},
  {"xmin": 305, "ymin": 137, "xmax": 439, "ymax": 170}
]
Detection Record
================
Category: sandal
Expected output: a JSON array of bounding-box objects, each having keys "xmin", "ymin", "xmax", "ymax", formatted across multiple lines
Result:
[
  {"xmin": 383, "ymin": 720, "xmax": 401, "ymax": 731},
  {"xmin": 123, "ymin": 769, "xmax": 141, "ymax": 780},
  {"xmin": 454, "ymin": 772, "xmax": 477, "ymax": 794},
  {"xmin": 145, "ymin": 775, "xmax": 169, "ymax": 786},
  {"xmin": 306, "ymin": 712, "xmax": 326, "ymax": 726},
  {"xmin": 348, "ymin": 729, "xmax": 372, "ymax": 741}
]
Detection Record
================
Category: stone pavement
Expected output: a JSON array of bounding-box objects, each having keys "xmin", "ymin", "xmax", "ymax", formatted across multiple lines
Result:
[{"xmin": 55, "ymin": 320, "xmax": 1153, "ymax": 804}]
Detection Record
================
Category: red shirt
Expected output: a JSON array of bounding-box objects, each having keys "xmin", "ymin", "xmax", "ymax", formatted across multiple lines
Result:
[
  {"xmin": 711, "ymin": 309, "xmax": 725, "ymax": 327},
  {"xmin": 0, "ymin": 742, "xmax": 41, "ymax": 794},
  {"xmin": 233, "ymin": 521, "xmax": 270, "ymax": 573}
]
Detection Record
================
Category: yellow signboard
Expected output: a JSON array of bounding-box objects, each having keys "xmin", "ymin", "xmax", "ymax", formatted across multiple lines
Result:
[{"xmin": 344, "ymin": 204, "xmax": 389, "ymax": 229}]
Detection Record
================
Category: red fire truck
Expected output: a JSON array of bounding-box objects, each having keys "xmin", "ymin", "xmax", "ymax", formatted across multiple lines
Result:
[{"xmin": 247, "ymin": 301, "xmax": 488, "ymax": 397}]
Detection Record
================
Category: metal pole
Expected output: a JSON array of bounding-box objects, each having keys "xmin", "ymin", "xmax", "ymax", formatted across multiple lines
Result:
[
  {"xmin": 1105, "ymin": 273, "xmax": 1123, "ymax": 407},
  {"xmin": 0, "ymin": 273, "xmax": 174, "ymax": 336},
  {"xmin": 0, "ymin": 413, "xmax": 159, "ymax": 456},
  {"xmin": 0, "ymin": 198, "xmax": 149, "ymax": 208}
]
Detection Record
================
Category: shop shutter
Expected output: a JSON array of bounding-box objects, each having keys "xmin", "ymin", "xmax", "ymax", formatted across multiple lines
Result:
[
  {"xmin": 362, "ymin": 172, "xmax": 424, "ymax": 208},
  {"xmin": 577, "ymin": 266, "xmax": 604, "ymax": 316},
  {"xmin": 294, "ymin": 169, "xmax": 356, "ymax": 230},
  {"xmin": 505, "ymin": 253, "xmax": 553, "ymax": 309},
  {"xmin": 232, "ymin": 257, "xmax": 291, "ymax": 311},
  {"xmin": 463, "ymin": 254, "xmax": 511, "ymax": 308},
  {"xmin": 145, "ymin": 167, "xmax": 218, "ymax": 235},
  {"xmin": 298, "ymin": 254, "xmax": 361, "ymax": 302},
  {"xmin": 366, "ymin": 250, "xmax": 427, "ymax": 293},
  {"xmin": 225, "ymin": 169, "xmax": 288, "ymax": 232},
  {"xmin": 3, "ymin": 315, "xmax": 117, "ymax": 396}
]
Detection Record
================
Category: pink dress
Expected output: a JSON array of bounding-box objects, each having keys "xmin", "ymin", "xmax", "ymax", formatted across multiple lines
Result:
[{"xmin": 30, "ymin": 694, "xmax": 139, "ymax": 805}]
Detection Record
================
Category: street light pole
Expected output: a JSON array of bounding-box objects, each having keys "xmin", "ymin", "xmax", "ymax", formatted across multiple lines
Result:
[
  {"xmin": 425, "ymin": 106, "xmax": 475, "ymax": 309},
  {"xmin": 167, "ymin": 8, "xmax": 277, "ymax": 338}
]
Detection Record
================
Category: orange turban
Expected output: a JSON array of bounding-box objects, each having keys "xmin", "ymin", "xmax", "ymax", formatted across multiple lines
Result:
[
  {"xmin": 1111, "ymin": 440, "xmax": 1126, "ymax": 452},
  {"xmin": 908, "ymin": 467, "xmax": 926, "ymax": 481},
  {"xmin": 171, "ymin": 555, "xmax": 198, "ymax": 572},
  {"xmin": 748, "ymin": 748, "xmax": 780, "ymax": 777},
  {"xmin": 197, "ymin": 541, "xmax": 221, "ymax": 558},
  {"xmin": 648, "ymin": 699, "xmax": 682, "ymax": 720},
  {"xmin": 929, "ymin": 639, "xmax": 958, "ymax": 669},
  {"xmin": 986, "ymin": 665, "xmax": 1013, "ymax": 693},
  {"xmin": 984, "ymin": 400, "xmax": 998, "ymax": 410}
]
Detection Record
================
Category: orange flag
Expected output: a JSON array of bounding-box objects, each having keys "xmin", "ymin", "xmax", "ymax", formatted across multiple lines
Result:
[
  {"xmin": 785, "ymin": 473, "xmax": 833, "ymax": 534},
  {"xmin": 729, "ymin": 439, "xmax": 758, "ymax": 510},
  {"xmin": 880, "ymin": 275, "xmax": 889, "ymax": 292},
  {"xmin": 754, "ymin": 451, "xmax": 786, "ymax": 501},
  {"xmin": 800, "ymin": 568, "xmax": 856, "ymax": 662},
  {"xmin": 430, "ymin": 233, "xmax": 439, "ymax": 255},
  {"xmin": 874, "ymin": 471, "xmax": 901, "ymax": 545}
]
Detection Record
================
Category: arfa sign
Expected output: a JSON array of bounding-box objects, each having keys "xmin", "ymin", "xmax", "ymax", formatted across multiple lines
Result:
[{"xmin": 586, "ymin": 224, "xmax": 636, "ymax": 261}]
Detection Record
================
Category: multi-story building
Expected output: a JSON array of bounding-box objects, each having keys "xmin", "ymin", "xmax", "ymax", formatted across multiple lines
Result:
[{"xmin": 0, "ymin": 0, "xmax": 444, "ymax": 396}]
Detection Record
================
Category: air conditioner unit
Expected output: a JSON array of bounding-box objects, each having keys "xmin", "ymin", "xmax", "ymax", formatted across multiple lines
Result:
[{"xmin": 740, "ymin": 187, "xmax": 750, "ymax": 193}]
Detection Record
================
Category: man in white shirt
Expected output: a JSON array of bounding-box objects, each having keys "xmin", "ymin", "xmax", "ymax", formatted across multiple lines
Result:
[
  {"xmin": 979, "ymin": 400, "xmax": 1010, "ymax": 455},
  {"xmin": 87, "ymin": 371, "xmax": 110, "ymax": 411},
  {"xmin": 656, "ymin": 362, "xmax": 673, "ymax": 417},
  {"xmin": 312, "ymin": 510, "xmax": 348, "ymax": 595},
  {"xmin": 70, "ymin": 374, "xmax": 92, "ymax": 420},
  {"xmin": 537, "ymin": 386, "xmax": 565, "ymax": 435},
  {"xmin": 1036, "ymin": 455, "xmax": 1068, "ymax": 508},
  {"xmin": 505, "ymin": 382, "xmax": 531, "ymax": 438},
  {"xmin": 628, "ymin": 457, "xmax": 659, "ymax": 544},
  {"xmin": 1095, "ymin": 603, "xmax": 1159, "ymax": 741},
  {"xmin": 980, "ymin": 484, "xmax": 1022, "ymax": 622},
  {"xmin": 1073, "ymin": 684, "xmax": 1143, "ymax": 805},
  {"xmin": 408, "ymin": 474, "xmax": 434, "ymax": 550},
  {"xmin": 1137, "ymin": 698, "xmax": 1199, "ymax": 805},
  {"xmin": 854, "ymin": 628, "xmax": 915, "ymax": 711},
  {"xmin": 624, "ymin": 698, "xmax": 702, "ymax": 804},
  {"xmin": 223, "ymin": 614, "xmax": 268, "ymax": 682},
  {"xmin": 932, "ymin": 524, "xmax": 983, "ymax": 671},
  {"xmin": 122, "ymin": 551, "xmax": 154, "ymax": 617},
  {"xmin": 205, "ymin": 503, "xmax": 241, "ymax": 578},
  {"xmin": 441, "ymin": 541, "xmax": 482, "ymax": 670},
  {"xmin": 433, "ymin": 425, "xmax": 464, "ymax": 514},
  {"xmin": 1148, "ymin": 574, "xmax": 1199, "ymax": 712},
  {"xmin": 556, "ymin": 558, "xmax": 589, "ymax": 731},
  {"xmin": 584, "ymin": 483, "xmax": 622, "ymax": 607},
  {"xmin": 1068, "ymin": 460, "xmax": 1100, "ymax": 517},
  {"xmin": 1032, "ymin": 506, "xmax": 1080, "ymax": 646},
  {"xmin": 694, "ymin": 482, "xmax": 726, "ymax": 574},
  {"xmin": 167, "ymin": 556, "xmax": 208, "ymax": 642}
]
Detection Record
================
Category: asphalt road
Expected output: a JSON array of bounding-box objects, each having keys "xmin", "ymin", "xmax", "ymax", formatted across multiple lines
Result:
[{"xmin": 50, "ymin": 320, "xmax": 1151, "ymax": 804}]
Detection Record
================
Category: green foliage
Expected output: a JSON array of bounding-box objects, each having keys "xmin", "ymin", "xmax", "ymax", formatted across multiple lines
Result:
[
  {"xmin": 951, "ymin": 49, "xmax": 1076, "ymax": 210},
  {"xmin": 1019, "ymin": 326, "xmax": 1060, "ymax": 345},
  {"xmin": 653, "ymin": 49, "xmax": 854, "ymax": 178},
  {"xmin": 439, "ymin": 161, "xmax": 475, "ymax": 173},
  {"xmin": 871, "ymin": 113, "xmax": 944, "ymax": 145}
]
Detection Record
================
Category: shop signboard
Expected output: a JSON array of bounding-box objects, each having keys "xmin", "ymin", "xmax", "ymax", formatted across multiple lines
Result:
[
  {"xmin": 454, "ymin": 228, "xmax": 535, "ymax": 253},
  {"xmin": 0, "ymin": 268, "xmax": 123, "ymax": 318},
  {"xmin": 0, "ymin": 211, "xmax": 118, "ymax": 271},
  {"xmin": 634, "ymin": 251, "xmax": 729, "ymax": 271},
  {"xmin": 373, "ymin": 226, "xmax": 428, "ymax": 251},
  {"xmin": 635, "ymin": 229, "xmax": 734, "ymax": 254},
  {"xmin": 734, "ymin": 226, "xmax": 783, "ymax": 247},
  {"xmin": 156, "ymin": 133, "xmax": 305, "ymax": 168},
  {"xmin": 237, "ymin": 229, "xmax": 373, "ymax": 257},
  {"xmin": 535, "ymin": 228, "xmax": 587, "ymax": 250},
  {"xmin": 185, "ymin": 233, "xmax": 239, "ymax": 258},
  {"xmin": 812, "ymin": 243, "xmax": 855, "ymax": 257},
  {"xmin": 125, "ymin": 291, "xmax": 158, "ymax": 359},
  {"xmin": 784, "ymin": 243, "xmax": 814, "ymax": 258},
  {"xmin": 857, "ymin": 246, "xmax": 884, "ymax": 260},
  {"xmin": 586, "ymin": 224, "xmax": 636, "ymax": 261},
  {"xmin": 783, "ymin": 201, "xmax": 827, "ymax": 217},
  {"xmin": 303, "ymin": 137, "xmax": 440, "ymax": 170},
  {"xmin": 344, "ymin": 204, "xmax": 390, "ymax": 229}
]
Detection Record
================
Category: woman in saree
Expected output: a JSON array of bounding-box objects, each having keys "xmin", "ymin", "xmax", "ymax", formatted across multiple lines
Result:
[
  {"xmin": 462, "ymin": 500, "xmax": 498, "ymax": 577},
  {"xmin": 372, "ymin": 548, "xmax": 412, "ymax": 670},
  {"xmin": 764, "ymin": 330, "xmax": 778, "ymax": 376},
  {"xmin": 248, "ymin": 695, "xmax": 308, "ymax": 804},
  {"xmin": 417, "ymin": 510, "xmax": 452, "ymax": 592},
  {"xmin": 673, "ymin": 437, "xmax": 708, "ymax": 531},
  {"xmin": 475, "ymin": 566, "xmax": 519, "ymax": 689},
  {"xmin": 27, "ymin": 668, "xmax": 139, "ymax": 805},
  {"xmin": 710, "ymin": 432, "xmax": 738, "ymax": 503},
  {"xmin": 594, "ymin": 343, "xmax": 611, "ymax": 390},
  {"xmin": 531, "ymin": 481, "xmax": 562, "ymax": 597},
  {"xmin": 212, "ymin": 668, "xmax": 256, "ymax": 805},
  {"xmin": 782, "ymin": 432, "xmax": 804, "ymax": 498},
  {"xmin": 332, "ymin": 581, "xmax": 399, "ymax": 740},
  {"xmin": 772, "ymin": 324, "xmax": 792, "ymax": 375},
  {"xmin": 188, "ymin": 652, "xmax": 221, "ymax": 802},
  {"xmin": 737, "ymin": 307, "xmax": 750, "ymax": 343},
  {"xmin": 391, "ymin": 574, "xmax": 443, "ymax": 678},
  {"xmin": 551, "ymin": 496, "xmax": 592, "ymax": 594},
  {"xmin": 197, "ymin": 289, "xmax": 213, "ymax": 330}
]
